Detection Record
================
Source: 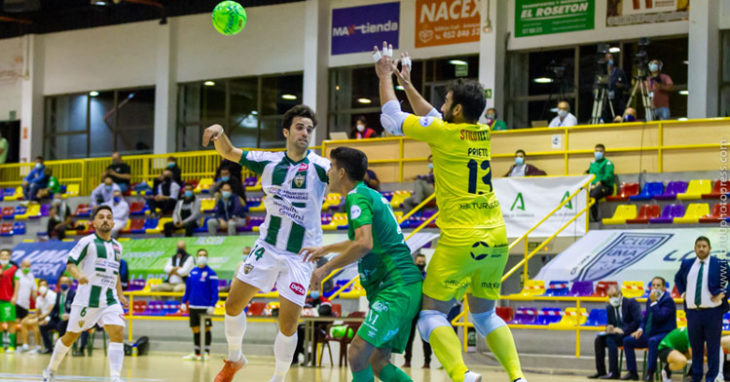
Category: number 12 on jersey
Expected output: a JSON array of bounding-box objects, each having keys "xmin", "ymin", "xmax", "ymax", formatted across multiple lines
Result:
[{"xmin": 467, "ymin": 159, "xmax": 492, "ymax": 194}]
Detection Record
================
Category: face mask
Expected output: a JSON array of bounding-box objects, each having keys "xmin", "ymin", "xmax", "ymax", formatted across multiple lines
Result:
[
  {"xmin": 38, "ymin": 286, "xmax": 47, "ymax": 295},
  {"xmin": 167, "ymin": 162, "xmax": 175, "ymax": 168},
  {"xmin": 515, "ymin": 157, "xmax": 524, "ymax": 166},
  {"xmin": 417, "ymin": 264, "xmax": 426, "ymax": 272},
  {"xmin": 22, "ymin": 268, "xmax": 30, "ymax": 275},
  {"xmin": 35, "ymin": 163, "xmax": 43, "ymax": 169},
  {"xmin": 624, "ymin": 115, "xmax": 636, "ymax": 122},
  {"xmin": 356, "ymin": 124, "xmax": 365, "ymax": 132},
  {"xmin": 594, "ymin": 151, "xmax": 604, "ymax": 160},
  {"xmin": 177, "ymin": 248, "xmax": 185, "ymax": 255},
  {"xmin": 185, "ymin": 190, "xmax": 194, "ymax": 198},
  {"xmin": 648, "ymin": 63, "xmax": 658, "ymax": 72},
  {"xmin": 486, "ymin": 113, "xmax": 496, "ymax": 120},
  {"xmin": 105, "ymin": 185, "xmax": 112, "ymax": 191},
  {"xmin": 197, "ymin": 256, "xmax": 208, "ymax": 266},
  {"xmin": 53, "ymin": 199, "xmax": 61, "ymax": 206},
  {"xmin": 607, "ymin": 59, "xmax": 614, "ymax": 66},
  {"xmin": 221, "ymin": 176, "xmax": 230, "ymax": 182},
  {"xmin": 0, "ymin": 259, "xmax": 8, "ymax": 267},
  {"xmin": 428, "ymin": 163, "xmax": 433, "ymax": 170},
  {"xmin": 113, "ymin": 196, "xmax": 121, "ymax": 203},
  {"xmin": 60, "ymin": 284, "xmax": 70, "ymax": 291},
  {"xmin": 310, "ymin": 291, "xmax": 320, "ymax": 299},
  {"xmin": 222, "ymin": 191, "xmax": 232, "ymax": 199},
  {"xmin": 558, "ymin": 110, "xmax": 568, "ymax": 118},
  {"xmin": 609, "ymin": 297, "xmax": 620, "ymax": 307}
]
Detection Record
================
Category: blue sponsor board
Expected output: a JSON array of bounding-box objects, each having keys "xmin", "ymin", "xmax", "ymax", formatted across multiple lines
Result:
[
  {"xmin": 11, "ymin": 241, "xmax": 76, "ymax": 285},
  {"xmin": 331, "ymin": 2, "xmax": 399, "ymax": 55}
]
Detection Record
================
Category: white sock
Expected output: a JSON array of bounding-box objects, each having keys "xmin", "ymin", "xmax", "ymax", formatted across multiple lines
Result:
[
  {"xmin": 716, "ymin": 347, "xmax": 725, "ymax": 382},
  {"xmin": 108, "ymin": 342, "xmax": 124, "ymax": 377},
  {"xmin": 48, "ymin": 338, "xmax": 71, "ymax": 372},
  {"xmin": 225, "ymin": 311, "xmax": 247, "ymax": 362},
  {"xmin": 271, "ymin": 331, "xmax": 297, "ymax": 381}
]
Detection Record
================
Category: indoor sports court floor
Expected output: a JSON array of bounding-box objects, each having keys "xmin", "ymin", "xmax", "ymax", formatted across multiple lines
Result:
[{"xmin": 0, "ymin": 352, "xmax": 593, "ymax": 381}]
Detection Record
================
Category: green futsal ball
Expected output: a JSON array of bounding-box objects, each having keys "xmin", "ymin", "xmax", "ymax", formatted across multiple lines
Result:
[{"xmin": 212, "ymin": 1, "xmax": 247, "ymax": 36}]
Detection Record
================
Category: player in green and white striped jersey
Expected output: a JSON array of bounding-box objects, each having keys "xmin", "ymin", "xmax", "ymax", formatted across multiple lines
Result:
[
  {"xmin": 42, "ymin": 206, "xmax": 127, "ymax": 382},
  {"xmin": 204, "ymin": 105, "xmax": 330, "ymax": 382}
]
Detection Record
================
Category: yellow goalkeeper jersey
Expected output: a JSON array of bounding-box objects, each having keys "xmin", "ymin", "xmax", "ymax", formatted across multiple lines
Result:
[{"xmin": 403, "ymin": 114, "xmax": 504, "ymax": 230}]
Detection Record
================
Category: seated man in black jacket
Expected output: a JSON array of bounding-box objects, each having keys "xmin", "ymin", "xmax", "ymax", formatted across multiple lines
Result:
[
  {"xmin": 589, "ymin": 285, "xmax": 641, "ymax": 379},
  {"xmin": 40, "ymin": 277, "xmax": 75, "ymax": 353}
]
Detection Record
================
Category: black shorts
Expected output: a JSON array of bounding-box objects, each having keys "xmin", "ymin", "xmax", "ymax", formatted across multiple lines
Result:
[
  {"xmin": 658, "ymin": 347, "xmax": 674, "ymax": 364},
  {"xmin": 189, "ymin": 308, "xmax": 212, "ymax": 328},
  {"xmin": 15, "ymin": 305, "xmax": 28, "ymax": 320}
]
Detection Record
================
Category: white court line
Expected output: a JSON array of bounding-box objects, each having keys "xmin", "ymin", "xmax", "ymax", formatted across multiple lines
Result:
[{"xmin": 0, "ymin": 373, "xmax": 163, "ymax": 381}]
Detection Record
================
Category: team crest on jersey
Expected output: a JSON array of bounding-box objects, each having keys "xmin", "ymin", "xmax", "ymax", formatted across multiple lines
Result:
[
  {"xmin": 244, "ymin": 264, "xmax": 254, "ymax": 274},
  {"xmin": 294, "ymin": 173, "xmax": 306, "ymax": 188},
  {"xmin": 419, "ymin": 117, "xmax": 434, "ymax": 127},
  {"xmin": 78, "ymin": 320, "xmax": 85, "ymax": 328},
  {"xmin": 350, "ymin": 205, "xmax": 361, "ymax": 219}
]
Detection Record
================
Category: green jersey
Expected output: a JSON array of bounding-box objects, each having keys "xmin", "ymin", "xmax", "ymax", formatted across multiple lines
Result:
[
  {"xmin": 658, "ymin": 327, "xmax": 689, "ymax": 353},
  {"xmin": 346, "ymin": 182, "xmax": 423, "ymax": 297},
  {"xmin": 589, "ymin": 158, "xmax": 615, "ymax": 188}
]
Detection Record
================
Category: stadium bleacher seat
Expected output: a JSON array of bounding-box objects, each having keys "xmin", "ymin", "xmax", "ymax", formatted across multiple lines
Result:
[
  {"xmin": 621, "ymin": 281, "xmax": 644, "ymax": 298},
  {"xmin": 12, "ymin": 205, "xmax": 26, "ymax": 219},
  {"xmin": 14, "ymin": 203, "xmax": 40, "ymax": 220},
  {"xmin": 390, "ymin": 190, "xmax": 412, "ymax": 209},
  {"xmin": 699, "ymin": 203, "xmax": 729, "ymax": 223},
  {"xmin": 626, "ymin": 204, "xmax": 662, "ymax": 224},
  {"xmin": 584, "ymin": 309, "xmax": 608, "ymax": 327},
  {"xmin": 12, "ymin": 222, "xmax": 26, "ymax": 235},
  {"xmin": 676, "ymin": 310, "xmax": 687, "ymax": 328},
  {"xmin": 249, "ymin": 198, "xmax": 266, "ymax": 212},
  {"xmin": 536, "ymin": 308, "xmax": 563, "ymax": 325},
  {"xmin": 3, "ymin": 187, "xmax": 20, "ymax": 201},
  {"xmin": 331, "ymin": 303, "xmax": 342, "ymax": 318},
  {"xmin": 0, "ymin": 223, "xmax": 13, "ymax": 237},
  {"xmin": 496, "ymin": 307, "xmax": 514, "ymax": 322},
  {"xmin": 244, "ymin": 177, "xmax": 257, "ymax": 188},
  {"xmin": 133, "ymin": 301, "xmax": 148, "ymax": 315},
  {"xmin": 650, "ymin": 204, "xmax": 685, "ymax": 224},
  {"xmin": 602, "ymin": 204, "xmax": 637, "ymax": 225},
  {"xmin": 677, "ymin": 179, "xmax": 712, "ymax": 200},
  {"xmin": 67, "ymin": 220, "xmax": 90, "ymax": 236},
  {"xmin": 2, "ymin": 206, "xmax": 14, "ymax": 220},
  {"xmin": 200, "ymin": 198, "xmax": 217, "ymax": 213},
  {"xmin": 570, "ymin": 281, "xmax": 594, "ymax": 296},
  {"xmin": 593, "ymin": 281, "xmax": 618, "ymax": 297},
  {"xmin": 123, "ymin": 218, "xmax": 145, "ymax": 234},
  {"xmin": 194, "ymin": 178, "xmax": 214, "ymax": 194},
  {"xmin": 129, "ymin": 201, "xmax": 146, "ymax": 216},
  {"xmin": 654, "ymin": 181, "xmax": 688, "ymax": 200},
  {"xmin": 703, "ymin": 180, "xmax": 730, "ymax": 199},
  {"xmin": 606, "ymin": 182, "xmax": 640, "ymax": 201},
  {"xmin": 74, "ymin": 203, "xmax": 91, "ymax": 217},
  {"xmin": 671, "ymin": 285, "xmax": 681, "ymax": 299},
  {"xmin": 518, "ymin": 279, "xmax": 545, "ymax": 297},
  {"xmin": 246, "ymin": 178, "xmax": 262, "ymax": 192},
  {"xmin": 724, "ymin": 313, "xmax": 730, "ymax": 332},
  {"xmin": 509, "ymin": 307, "xmax": 538, "ymax": 325},
  {"xmin": 146, "ymin": 217, "xmax": 173, "ymax": 234},
  {"xmin": 64, "ymin": 184, "xmax": 80, "ymax": 198},
  {"xmin": 40, "ymin": 204, "xmax": 51, "ymax": 217},
  {"xmin": 629, "ymin": 182, "xmax": 663, "ymax": 201},
  {"xmin": 246, "ymin": 301, "xmax": 266, "ymax": 316},
  {"xmin": 544, "ymin": 280, "xmax": 570, "ymax": 296},
  {"xmin": 549, "ymin": 308, "xmax": 587, "ymax": 328},
  {"xmin": 673, "ymin": 203, "xmax": 710, "ymax": 224},
  {"xmin": 322, "ymin": 193, "xmax": 343, "ymax": 211}
]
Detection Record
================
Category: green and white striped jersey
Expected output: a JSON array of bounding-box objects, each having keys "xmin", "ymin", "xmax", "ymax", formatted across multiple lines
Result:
[
  {"xmin": 240, "ymin": 150, "xmax": 330, "ymax": 255},
  {"xmin": 67, "ymin": 233, "xmax": 122, "ymax": 308}
]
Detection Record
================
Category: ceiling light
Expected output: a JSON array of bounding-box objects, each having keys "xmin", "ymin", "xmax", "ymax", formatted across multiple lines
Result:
[
  {"xmin": 533, "ymin": 77, "xmax": 553, "ymax": 84},
  {"xmin": 395, "ymin": 85, "xmax": 405, "ymax": 91},
  {"xmin": 448, "ymin": 59, "xmax": 468, "ymax": 66},
  {"xmin": 335, "ymin": 85, "xmax": 340, "ymax": 91},
  {"xmin": 89, "ymin": 91, "xmax": 99, "ymax": 97},
  {"xmin": 679, "ymin": 90, "xmax": 688, "ymax": 95},
  {"xmin": 281, "ymin": 94, "xmax": 297, "ymax": 100},
  {"xmin": 683, "ymin": 60, "xmax": 689, "ymax": 65},
  {"xmin": 357, "ymin": 98, "xmax": 372, "ymax": 104},
  {"xmin": 482, "ymin": 0, "xmax": 492, "ymax": 33},
  {"xmin": 204, "ymin": 81, "xmax": 215, "ymax": 86},
  {"xmin": 91, "ymin": 0, "xmax": 108, "ymax": 5},
  {"xmin": 251, "ymin": 111, "xmax": 258, "ymax": 115},
  {"xmin": 609, "ymin": 46, "xmax": 621, "ymax": 53}
]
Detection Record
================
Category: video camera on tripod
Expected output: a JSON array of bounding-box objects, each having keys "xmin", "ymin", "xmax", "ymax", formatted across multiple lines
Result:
[
  {"xmin": 589, "ymin": 44, "xmax": 614, "ymax": 124},
  {"xmin": 626, "ymin": 37, "xmax": 655, "ymax": 121}
]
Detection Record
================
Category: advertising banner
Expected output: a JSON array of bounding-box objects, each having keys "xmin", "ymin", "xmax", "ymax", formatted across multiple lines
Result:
[
  {"xmin": 515, "ymin": 0, "xmax": 595, "ymax": 37},
  {"xmin": 606, "ymin": 0, "xmax": 689, "ymax": 27},
  {"xmin": 415, "ymin": 0, "xmax": 481, "ymax": 48},
  {"xmin": 331, "ymin": 2, "xmax": 399, "ymax": 55}
]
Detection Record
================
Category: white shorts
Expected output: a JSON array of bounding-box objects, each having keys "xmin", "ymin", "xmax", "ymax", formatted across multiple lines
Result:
[
  {"xmin": 67, "ymin": 304, "xmax": 126, "ymax": 333},
  {"xmin": 236, "ymin": 240, "xmax": 315, "ymax": 307}
]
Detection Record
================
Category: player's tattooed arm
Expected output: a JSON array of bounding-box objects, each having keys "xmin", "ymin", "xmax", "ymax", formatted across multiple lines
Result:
[
  {"xmin": 65, "ymin": 262, "xmax": 88, "ymax": 285},
  {"xmin": 202, "ymin": 124, "xmax": 244, "ymax": 163}
]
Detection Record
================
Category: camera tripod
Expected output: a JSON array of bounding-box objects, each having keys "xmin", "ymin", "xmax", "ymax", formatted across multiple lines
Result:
[
  {"xmin": 589, "ymin": 86, "xmax": 615, "ymax": 124},
  {"xmin": 626, "ymin": 76, "xmax": 655, "ymax": 121}
]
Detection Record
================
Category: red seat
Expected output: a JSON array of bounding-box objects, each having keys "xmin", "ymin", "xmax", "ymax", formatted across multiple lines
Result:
[
  {"xmin": 671, "ymin": 285, "xmax": 681, "ymax": 299},
  {"xmin": 703, "ymin": 180, "xmax": 730, "ymax": 199},
  {"xmin": 626, "ymin": 204, "xmax": 662, "ymax": 224},
  {"xmin": 246, "ymin": 302, "xmax": 266, "ymax": 316},
  {"xmin": 1, "ymin": 207, "xmax": 14, "ymax": 219},
  {"xmin": 129, "ymin": 201, "xmax": 145, "ymax": 215},
  {"xmin": 0, "ymin": 223, "xmax": 12, "ymax": 236},
  {"xmin": 123, "ymin": 219, "xmax": 145, "ymax": 234},
  {"xmin": 331, "ymin": 303, "xmax": 342, "ymax": 318},
  {"xmin": 185, "ymin": 179, "xmax": 200, "ymax": 189},
  {"xmin": 74, "ymin": 203, "xmax": 91, "ymax": 217},
  {"xmin": 699, "ymin": 203, "xmax": 729, "ymax": 223},
  {"xmin": 133, "ymin": 301, "xmax": 147, "ymax": 314},
  {"xmin": 606, "ymin": 183, "xmax": 640, "ymax": 201},
  {"xmin": 593, "ymin": 281, "xmax": 618, "ymax": 297},
  {"xmin": 496, "ymin": 306, "xmax": 515, "ymax": 322}
]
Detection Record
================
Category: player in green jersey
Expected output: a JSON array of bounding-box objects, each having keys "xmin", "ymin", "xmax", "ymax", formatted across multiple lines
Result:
[{"xmin": 302, "ymin": 147, "xmax": 423, "ymax": 382}]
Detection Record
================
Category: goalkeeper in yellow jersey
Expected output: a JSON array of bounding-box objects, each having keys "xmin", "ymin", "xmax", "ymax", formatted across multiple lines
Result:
[{"xmin": 373, "ymin": 42, "xmax": 526, "ymax": 382}]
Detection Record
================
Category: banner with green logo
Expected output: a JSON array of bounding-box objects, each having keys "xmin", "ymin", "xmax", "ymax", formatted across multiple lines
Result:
[
  {"xmin": 494, "ymin": 175, "xmax": 592, "ymax": 238},
  {"xmin": 515, "ymin": 0, "xmax": 594, "ymax": 37}
]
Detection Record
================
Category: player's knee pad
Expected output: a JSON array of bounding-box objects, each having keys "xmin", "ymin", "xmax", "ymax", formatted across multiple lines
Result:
[
  {"xmin": 471, "ymin": 309, "xmax": 506, "ymax": 338},
  {"xmin": 417, "ymin": 310, "xmax": 449, "ymax": 343}
]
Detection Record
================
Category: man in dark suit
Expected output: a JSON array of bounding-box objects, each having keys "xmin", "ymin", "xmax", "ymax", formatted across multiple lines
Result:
[
  {"xmin": 622, "ymin": 276, "xmax": 676, "ymax": 381},
  {"xmin": 589, "ymin": 285, "xmax": 641, "ymax": 379},
  {"xmin": 674, "ymin": 236, "xmax": 729, "ymax": 382},
  {"xmin": 40, "ymin": 276, "xmax": 75, "ymax": 353}
]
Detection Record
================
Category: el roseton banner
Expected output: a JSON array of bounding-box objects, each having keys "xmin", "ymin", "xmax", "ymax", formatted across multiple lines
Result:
[
  {"xmin": 515, "ymin": 0, "xmax": 595, "ymax": 37},
  {"xmin": 415, "ymin": 0, "xmax": 481, "ymax": 48}
]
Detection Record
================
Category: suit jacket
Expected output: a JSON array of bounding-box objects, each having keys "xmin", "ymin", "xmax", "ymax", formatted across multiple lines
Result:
[
  {"xmin": 50, "ymin": 289, "xmax": 75, "ymax": 321},
  {"xmin": 675, "ymin": 256, "xmax": 730, "ymax": 311},
  {"xmin": 606, "ymin": 297, "xmax": 641, "ymax": 335},
  {"xmin": 503, "ymin": 163, "xmax": 546, "ymax": 177},
  {"xmin": 640, "ymin": 291, "xmax": 676, "ymax": 337}
]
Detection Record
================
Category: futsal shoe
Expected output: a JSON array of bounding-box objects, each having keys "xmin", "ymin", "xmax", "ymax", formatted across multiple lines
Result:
[
  {"xmin": 464, "ymin": 371, "xmax": 482, "ymax": 382},
  {"xmin": 514, "ymin": 378, "xmax": 528, "ymax": 382},
  {"xmin": 182, "ymin": 353, "xmax": 199, "ymax": 361},
  {"xmin": 214, "ymin": 355, "xmax": 248, "ymax": 382},
  {"xmin": 41, "ymin": 368, "xmax": 55, "ymax": 382}
]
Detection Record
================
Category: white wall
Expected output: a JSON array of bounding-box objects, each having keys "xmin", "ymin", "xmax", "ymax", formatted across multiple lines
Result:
[
  {"xmin": 0, "ymin": 37, "xmax": 24, "ymax": 120},
  {"xmin": 721, "ymin": 0, "xmax": 730, "ymax": 29}
]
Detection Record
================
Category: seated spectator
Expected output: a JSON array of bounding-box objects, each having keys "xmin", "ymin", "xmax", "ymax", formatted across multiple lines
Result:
[
  {"xmin": 364, "ymin": 168, "xmax": 380, "ymax": 191},
  {"xmin": 210, "ymin": 167, "xmax": 246, "ymax": 203},
  {"xmin": 41, "ymin": 276, "xmax": 73, "ymax": 353},
  {"xmin": 22, "ymin": 156, "xmax": 48, "ymax": 201},
  {"xmin": 207, "ymin": 183, "xmax": 246, "ymax": 236},
  {"xmin": 403, "ymin": 155, "xmax": 434, "ymax": 213},
  {"xmin": 485, "ymin": 108, "xmax": 508, "ymax": 131},
  {"xmin": 36, "ymin": 168, "xmax": 61, "ymax": 200},
  {"xmin": 181, "ymin": 249, "xmax": 218, "ymax": 361},
  {"xmin": 614, "ymin": 107, "xmax": 638, "ymax": 123},
  {"xmin": 90, "ymin": 175, "xmax": 121, "ymax": 208},
  {"xmin": 214, "ymin": 159, "xmax": 243, "ymax": 186},
  {"xmin": 504, "ymin": 150, "xmax": 547, "ymax": 177},
  {"xmin": 47, "ymin": 195, "xmax": 77, "ymax": 241},
  {"xmin": 105, "ymin": 152, "xmax": 131, "ymax": 193},
  {"xmin": 167, "ymin": 156, "xmax": 183, "ymax": 185},
  {"xmin": 350, "ymin": 115, "xmax": 377, "ymax": 139},
  {"xmin": 622, "ymin": 276, "xmax": 676, "ymax": 381},
  {"xmin": 151, "ymin": 241, "xmax": 193, "ymax": 293},
  {"xmin": 589, "ymin": 285, "xmax": 641, "ymax": 379},
  {"xmin": 104, "ymin": 191, "xmax": 129, "ymax": 239},
  {"xmin": 20, "ymin": 277, "xmax": 51, "ymax": 354},
  {"xmin": 147, "ymin": 169, "xmax": 180, "ymax": 216},
  {"xmin": 164, "ymin": 183, "xmax": 201, "ymax": 237},
  {"xmin": 548, "ymin": 101, "xmax": 578, "ymax": 128},
  {"xmin": 587, "ymin": 144, "xmax": 615, "ymax": 222}
]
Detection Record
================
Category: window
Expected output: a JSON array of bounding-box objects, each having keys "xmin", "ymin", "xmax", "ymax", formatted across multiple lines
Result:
[
  {"xmin": 44, "ymin": 87, "xmax": 155, "ymax": 159},
  {"xmin": 721, "ymin": 31, "xmax": 730, "ymax": 117},
  {"xmin": 177, "ymin": 73, "xmax": 303, "ymax": 151}
]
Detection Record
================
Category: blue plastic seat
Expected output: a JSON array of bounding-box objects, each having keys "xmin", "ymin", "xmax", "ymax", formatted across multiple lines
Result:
[
  {"xmin": 629, "ymin": 182, "xmax": 664, "ymax": 201},
  {"xmin": 544, "ymin": 280, "xmax": 570, "ymax": 296},
  {"xmin": 583, "ymin": 309, "xmax": 608, "ymax": 327}
]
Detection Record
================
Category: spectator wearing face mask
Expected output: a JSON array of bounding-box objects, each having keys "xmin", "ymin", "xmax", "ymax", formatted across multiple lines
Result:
[
  {"xmin": 36, "ymin": 168, "xmax": 62, "ymax": 200},
  {"xmin": 484, "ymin": 108, "xmax": 508, "ymax": 131},
  {"xmin": 587, "ymin": 144, "xmax": 614, "ymax": 222},
  {"xmin": 402, "ymin": 155, "xmax": 435, "ymax": 213},
  {"xmin": 504, "ymin": 150, "xmax": 546, "ymax": 177},
  {"xmin": 147, "ymin": 169, "xmax": 180, "ymax": 217},
  {"xmin": 22, "ymin": 156, "xmax": 48, "ymax": 201},
  {"xmin": 42, "ymin": 276, "xmax": 74, "ymax": 353},
  {"xmin": 151, "ymin": 241, "xmax": 194, "ymax": 293},
  {"xmin": 589, "ymin": 285, "xmax": 641, "ymax": 379},
  {"xmin": 181, "ymin": 249, "xmax": 219, "ymax": 361},
  {"xmin": 105, "ymin": 152, "xmax": 132, "ymax": 193},
  {"xmin": 603, "ymin": 52, "xmax": 629, "ymax": 123},
  {"xmin": 351, "ymin": 115, "xmax": 377, "ymax": 139},
  {"xmin": 47, "ymin": 195, "xmax": 77, "ymax": 241},
  {"xmin": 19, "ymin": 277, "xmax": 50, "ymax": 354},
  {"xmin": 90, "ymin": 175, "xmax": 121, "ymax": 208},
  {"xmin": 646, "ymin": 59, "xmax": 674, "ymax": 120},
  {"xmin": 165, "ymin": 183, "xmax": 201, "ymax": 237},
  {"xmin": 103, "ymin": 190, "xmax": 129, "ymax": 239},
  {"xmin": 549, "ymin": 101, "xmax": 578, "ymax": 128},
  {"xmin": 614, "ymin": 107, "xmax": 638, "ymax": 123},
  {"xmin": 210, "ymin": 167, "xmax": 246, "ymax": 203},
  {"xmin": 14, "ymin": 259, "xmax": 36, "ymax": 352},
  {"xmin": 167, "ymin": 156, "xmax": 183, "ymax": 185},
  {"xmin": 403, "ymin": 253, "xmax": 432, "ymax": 369},
  {"xmin": 207, "ymin": 183, "xmax": 246, "ymax": 236}
]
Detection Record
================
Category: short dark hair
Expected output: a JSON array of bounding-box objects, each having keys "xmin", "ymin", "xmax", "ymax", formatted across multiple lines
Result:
[
  {"xmin": 36, "ymin": 156, "xmax": 44, "ymax": 161},
  {"xmin": 168, "ymin": 156, "xmax": 177, "ymax": 163},
  {"xmin": 331, "ymin": 147, "xmax": 368, "ymax": 182},
  {"xmin": 197, "ymin": 248, "xmax": 208, "ymax": 256},
  {"xmin": 696, "ymin": 236, "xmax": 711, "ymax": 247},
  {"xmin": 355, "ymin": 115, "xmax": 367, "ymax": 124},
  {"xmin": 595, "ymin": 144, "xmax": 606, "ymax": 150},
  {"xmin": 220, "ymin": 182, "xmax": 232, "ymax": 189},
  {"xmin": 38, "ymin": 278, "xmax": 48, "ymax": 286},
  {"xmin": 103, "ymin": 174, "xmax": 113, "ymax": 182},
  {"xmin": 515, "ymin": 149, "xmax": 526, "ymax": 156},
  {"xmin": 282, "ymin": 105, "xmax": 317, "ymax": 131},
  {"xmin": 93, "ymin": 205, "xmax": 113, "ymax": 219},
  {"xmin": 0, "ymin": 248, "xmax": 10, "ymax": 256},
  {"xmin": 447, "ymin": 79, "xmax": 486, "ymax": 123},
  {"xmin": 184, "ymin": 183, "xmax": 194, "ymax": 189},
  {"xmin": 651, "ymin": 276, "xmax": 667, "ymax": 286},
  {"xmin": 487, "ymin": 107, "xmax": 497, "ymax": 116},
  {"xmin": 415, "ymin": 253, "xmax": 426, "ymax": 259}
]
